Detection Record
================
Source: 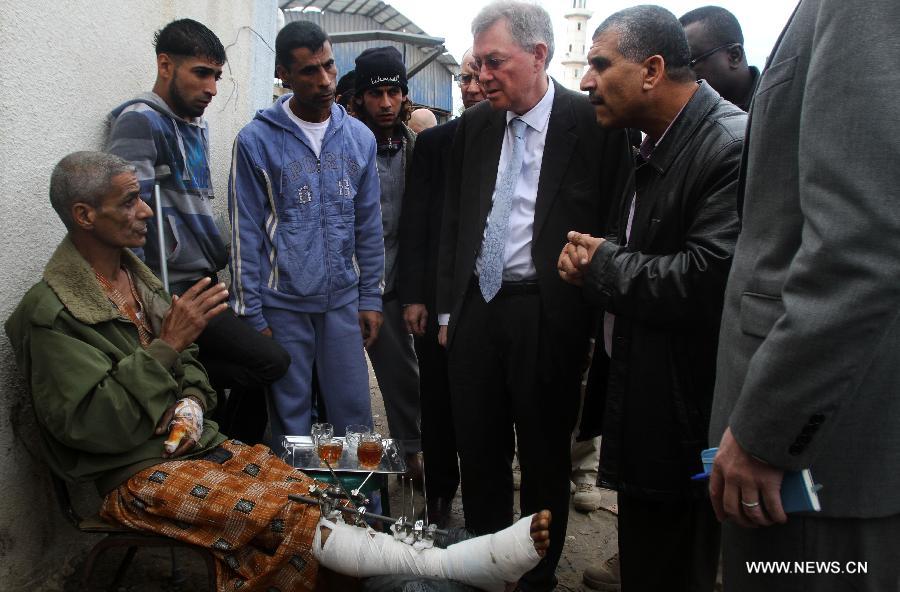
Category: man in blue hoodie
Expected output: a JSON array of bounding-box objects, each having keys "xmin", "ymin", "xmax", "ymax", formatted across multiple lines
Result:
[
  {"xmin": 229, "ymin": 20, "xmax": 384, "ymax": 452},
  {"xmin": 106, "ymin": 19, "xmax": 290, "ymax": 444}
]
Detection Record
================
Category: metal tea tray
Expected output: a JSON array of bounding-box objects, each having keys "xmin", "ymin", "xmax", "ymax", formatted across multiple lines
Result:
[{"xmin": 282, "ymin": 435, "xmax": 407, "ymax": 474}]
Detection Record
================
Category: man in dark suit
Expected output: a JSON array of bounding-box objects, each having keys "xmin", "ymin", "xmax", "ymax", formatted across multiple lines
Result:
[
  {"xmin": 435, "ymin": 2, "xmax": 631, "ymax": 589},
  {"xmin": 709, "ymin": 1, "xmax": 900, "ymax": 590},
  {"xmin": 398, "ymin": 48, "xmax": 484, "ymax": 528}
]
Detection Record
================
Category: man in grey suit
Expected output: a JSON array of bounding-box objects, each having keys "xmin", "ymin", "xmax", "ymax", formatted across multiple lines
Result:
[{"xmin": 709, "ymin": 1, "xmax": 900, "ymax": 590}]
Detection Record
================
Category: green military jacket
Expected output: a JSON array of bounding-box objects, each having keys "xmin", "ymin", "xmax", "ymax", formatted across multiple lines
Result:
[{"xmin": 5, "ymin": 237, "xmax": 226, "ymax": 493}]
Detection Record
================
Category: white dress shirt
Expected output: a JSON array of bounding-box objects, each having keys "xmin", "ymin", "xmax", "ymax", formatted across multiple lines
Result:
[{"xmin": 439, "ymin": 80, "xmax": 555, "ymax": 327}]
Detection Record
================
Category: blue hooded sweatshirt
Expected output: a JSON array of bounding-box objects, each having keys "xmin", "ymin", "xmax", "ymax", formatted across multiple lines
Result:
[{"xmin": 228, "ymin": 96, "xmax": 384, "ymax": 331}]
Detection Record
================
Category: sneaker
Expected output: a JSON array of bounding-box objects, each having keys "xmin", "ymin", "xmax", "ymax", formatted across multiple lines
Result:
[
  {"xmin": 573, "ymin": 482, "xmax": 603, "ymax": 513},
  {"xmin": 582, "ymin": 554, "xmax": 620, "ymax": 591}
]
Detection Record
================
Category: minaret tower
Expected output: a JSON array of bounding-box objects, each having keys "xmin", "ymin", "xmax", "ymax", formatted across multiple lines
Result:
[{"xmin": 561, "ymin": 0, "xmax": 594, "ymax": 91}]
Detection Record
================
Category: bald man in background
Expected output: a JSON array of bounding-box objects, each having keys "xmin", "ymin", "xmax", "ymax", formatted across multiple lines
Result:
[{"xmin": 409, "ymin": 108, "xmax": 438, "ymax": 134}]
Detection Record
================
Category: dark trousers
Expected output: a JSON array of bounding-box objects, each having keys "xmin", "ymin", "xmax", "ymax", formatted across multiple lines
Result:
[
  {"xmin": 196, "ymin": 309, "xmax": 290, "ymax": 443},
  {"xmin": 171, "ymin": 275, "xmax": 290, "ymax": 444},
  {"xmin": 617, "ymin": 493, "xmax": 720, "ymax": 592},
  {"xmin": 416, "ymin": 322, "xmax": 459, "ymax": 505},
  {"xmin": 367, "ymin": 297, "xmax": 422, "ymax": 454},
  {"xmin": 722, "ymin": 512, "xmax": 900, "ymax": 592},
  {"xmin": 447, "ymin": 286, "xmax": 579, "ymax": 592}
]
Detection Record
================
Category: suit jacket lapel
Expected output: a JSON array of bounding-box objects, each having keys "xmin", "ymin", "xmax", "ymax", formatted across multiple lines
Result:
[
  {"xmin": 737, "ymin": 0, "xmax": 803, "ymax": 217},
  {"xmin": 534, "ymin": 83, "xmax": 576, "ymax": 241},
  {"xmin": 477, "ymin": 110, "xmax": 506, "ymax": 224}
]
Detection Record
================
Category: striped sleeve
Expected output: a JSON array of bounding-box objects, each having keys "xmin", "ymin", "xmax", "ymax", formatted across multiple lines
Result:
[
  {"xmin": 228, "ymin": 135, "xmax": 272, "ymax": 331},
  {"xmin": 106, "ymin": 109, "xmax": 158, "ymax": 199}
]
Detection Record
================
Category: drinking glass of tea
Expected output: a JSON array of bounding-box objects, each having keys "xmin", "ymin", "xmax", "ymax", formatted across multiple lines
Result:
[
  {"xmin": 357, "ymin": 432, "xmax": 384, "ymax": 469},
  {"xmin": 317, "ymin": 436, "xmax": 343, "ymax": 465}
]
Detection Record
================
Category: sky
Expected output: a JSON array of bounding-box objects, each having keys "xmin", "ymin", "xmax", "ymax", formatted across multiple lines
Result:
[{"xmin": 384, "ymin": 0, "xmax": 796, "ymax": 104}]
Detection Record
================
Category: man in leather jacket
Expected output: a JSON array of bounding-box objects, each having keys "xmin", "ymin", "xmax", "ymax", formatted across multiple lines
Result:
[{"xmin": 558, "ymin": 6, "xmax": 744, "ymax": 591}]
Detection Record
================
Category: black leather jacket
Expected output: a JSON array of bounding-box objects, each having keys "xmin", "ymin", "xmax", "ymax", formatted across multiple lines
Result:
[{"xmin": 584, "ymin": 82, "xmax": 746, "ymax": 499}]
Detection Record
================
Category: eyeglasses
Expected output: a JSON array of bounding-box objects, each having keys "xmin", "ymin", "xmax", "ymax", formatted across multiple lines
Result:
[
  {"xmin": 473, "ymin": 55, "xmax": 510, "ymax": 72},
  {"xmin": 689, "ymin": 43, "xmax": 739, "ymax": 68},
  {"xmin": 454, "ymin": 73, "xmax": 481, "ymax": 87}
]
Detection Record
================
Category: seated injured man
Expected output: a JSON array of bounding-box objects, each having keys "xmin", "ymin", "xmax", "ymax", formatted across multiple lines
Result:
[{"xmin": 5, "ymin": 151, "xmax": 551, "ymax": 592}]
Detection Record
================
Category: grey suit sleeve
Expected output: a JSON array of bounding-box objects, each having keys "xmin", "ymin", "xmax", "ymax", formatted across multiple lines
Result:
[{"xmin": 729, "ymin": 0, "xmax": 900, "ymax": 469}]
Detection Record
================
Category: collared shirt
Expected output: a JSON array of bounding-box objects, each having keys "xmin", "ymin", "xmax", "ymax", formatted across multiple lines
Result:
[
  {"xmin": 439, "ymin": 80, "xmax": 555, "ymax": 326},
  {"xmin": 476, "ymin": 80, "xmax": 555, "ymax": 282}
]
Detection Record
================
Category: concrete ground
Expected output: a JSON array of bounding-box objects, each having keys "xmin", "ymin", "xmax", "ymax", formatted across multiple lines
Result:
[{"xmin": 57, "ymin": 366, "xmax": 620, "ymax": 591}]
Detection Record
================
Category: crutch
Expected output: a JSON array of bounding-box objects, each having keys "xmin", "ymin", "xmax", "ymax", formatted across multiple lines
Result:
[{"xmin": 152, "ymin": 165, "xmax": 172, "ymax": 292}]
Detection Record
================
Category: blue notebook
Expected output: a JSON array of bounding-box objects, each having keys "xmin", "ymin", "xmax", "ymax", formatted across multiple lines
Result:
[
  {"xmin": 780, "ymin": 467, "xmax": 822, "ymax": 513},
  {"xmin": 700, "ymin": 447, "xmax": 822, "ymax": 513}
]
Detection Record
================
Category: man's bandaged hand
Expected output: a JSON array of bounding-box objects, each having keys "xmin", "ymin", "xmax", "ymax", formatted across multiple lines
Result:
[{"xmin": 157, "ymin": 397, "xmax": 203, "ymax": 456}]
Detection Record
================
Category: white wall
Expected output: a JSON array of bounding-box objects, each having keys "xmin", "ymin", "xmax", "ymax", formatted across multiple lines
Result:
[{"xmin": 0, "ymin": 1, "xmax": 277, "ymax": 588}]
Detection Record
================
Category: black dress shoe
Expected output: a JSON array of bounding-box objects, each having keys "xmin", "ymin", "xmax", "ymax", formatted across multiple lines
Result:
[{"xmin": 427, "ymin": 496, "xmax": 453, "ymax": 529}]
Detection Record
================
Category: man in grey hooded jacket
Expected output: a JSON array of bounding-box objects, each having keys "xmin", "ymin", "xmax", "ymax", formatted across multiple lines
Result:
[{"xmin": 107, "ymin": 18, "xmax": 289, "ymax": 444}]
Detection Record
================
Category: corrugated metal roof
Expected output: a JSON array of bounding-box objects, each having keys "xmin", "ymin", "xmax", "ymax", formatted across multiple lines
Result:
[
  {"xmin": 281, "ymin": 0, "xmax": 424, "ymax": 36},
  {"xmin": 282, "ymin": 1, "xmax": 459, "ymax": 71},
  {"xmin": 281, "ymin": 1, "xmax": 458, "ymax": 113}
]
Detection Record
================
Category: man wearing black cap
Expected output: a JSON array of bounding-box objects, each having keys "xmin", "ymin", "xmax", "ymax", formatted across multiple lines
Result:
[{"xmin": 352, "ymin": 46, "xmax": 423, "ymax": 478}]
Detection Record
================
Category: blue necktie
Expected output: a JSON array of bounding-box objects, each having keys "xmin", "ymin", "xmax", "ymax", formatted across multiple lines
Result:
[{"xmin": 479, "ymin": 117, "xmax": 528, "ymax": 302}]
